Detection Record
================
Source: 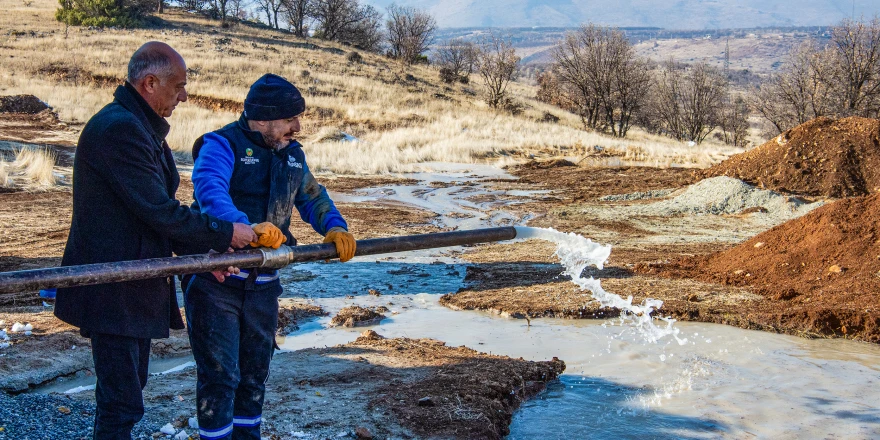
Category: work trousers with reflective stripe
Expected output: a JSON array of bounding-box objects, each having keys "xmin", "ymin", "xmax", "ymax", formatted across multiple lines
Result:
[
  {"xmin": 183, "ymin": 275, "xmax": 281, "ymax": 440},
  {"xmin": 90, "ymin": 332, "xmax": 151, "ymax": 440}
]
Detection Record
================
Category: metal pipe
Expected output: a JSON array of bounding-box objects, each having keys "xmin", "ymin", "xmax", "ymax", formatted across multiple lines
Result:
[{"xmin": 0, "ymin": 226, "xmax": 518, "ymax": 294}]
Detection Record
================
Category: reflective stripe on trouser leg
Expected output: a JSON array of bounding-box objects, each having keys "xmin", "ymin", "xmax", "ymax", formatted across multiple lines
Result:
[
  {"xmin": 232, "ymin": 283, "xmax": 282, "ymax": 440},
  {"xmin": 199, "ymin": 423, "xmax": 233, "ymax": 439},
  {"xmin": 185, "ymin": 276, "xmax": 243, "ymax": 440}
]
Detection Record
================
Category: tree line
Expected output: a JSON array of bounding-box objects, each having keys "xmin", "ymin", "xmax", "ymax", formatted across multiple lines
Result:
[
  {"xmin": 55, "ymin": 0, "xmax": 437, "ymax": 65},
  {"xmin": 535, "ymin": 17, "xmax": 878, "ymax": 146},
  {"xmin": 55, "ymin": 0, "xmax": 879, "ymax": 146}
]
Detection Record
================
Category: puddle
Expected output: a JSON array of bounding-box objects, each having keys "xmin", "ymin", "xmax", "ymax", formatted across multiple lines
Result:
[
  {"xmin": 336, "ymin": 162, "xmax": 545, "ymax": 229},
  {"xmin": 277, "ymin": 294, "xmax": 880, "ymax": 439},
  {"xmin": 35, "ymin": 356, "xmax": 197, "ymax": 395}
]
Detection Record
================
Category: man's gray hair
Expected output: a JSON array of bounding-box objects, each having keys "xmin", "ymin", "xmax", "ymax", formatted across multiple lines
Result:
[{"xmin": 127, "ymin": 48, "xmax": 175, "ymax": 83}]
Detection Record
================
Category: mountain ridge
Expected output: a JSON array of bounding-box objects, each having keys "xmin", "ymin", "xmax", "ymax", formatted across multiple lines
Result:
[{"xmin": 364, "ymin": 0, "xmax": 877, "ymax": 29}]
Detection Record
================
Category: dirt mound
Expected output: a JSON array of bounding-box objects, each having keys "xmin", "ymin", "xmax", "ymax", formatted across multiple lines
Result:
[
  {"xmin": 634, "ymin": 176, "xmax": 822, "ymax": 219},
  {"xmin": 358, "ymin": 332, "xmax": 566, "ymax": 439},
  {"xmin": 276, "ymin": 300, "xmax": 326, "ymax": 335},
  {"xmin": 187, "ymin": 94, "xmax": 243, "ymax": 113},
  {"xmin": 0, "ymin": 95, "xmax": 50, "ymax": 114},
  {"xmin": 330, "ymin": 305, "xmax": 385, "ymax": 327},
  {"xmin": 519, "ymin": 158, "xmax": 577, "ymax": 169},
  {"xmin": 637, "ymin": 194, "xmax": 880, "ymax": 342},
  {"xmin": 700, "ymin": 116, "xmax": 880, "ymax": 197}
]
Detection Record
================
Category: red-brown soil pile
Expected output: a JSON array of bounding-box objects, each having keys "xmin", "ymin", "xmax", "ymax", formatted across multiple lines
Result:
[
  {"xmin": 638, "ymin": 194, "xmax": 880, "ymax": 342},
  {"xmin": 700, "ymin": 116, "xmax": 880, "ymax": 197}
]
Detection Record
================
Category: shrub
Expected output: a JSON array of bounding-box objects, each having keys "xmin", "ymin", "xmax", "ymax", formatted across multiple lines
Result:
[
  {"xmin": 346, "ymin": 51, "xmax": 363, "ymax": 64},
  {"xmin": 55, "ymin": 0, "xmax": 151, "ymax": 27}
]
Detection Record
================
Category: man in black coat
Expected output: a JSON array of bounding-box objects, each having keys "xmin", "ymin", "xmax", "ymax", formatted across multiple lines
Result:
[{"xmin": 55, "ymin": 41, "xmax": 258, "ymax": 439}]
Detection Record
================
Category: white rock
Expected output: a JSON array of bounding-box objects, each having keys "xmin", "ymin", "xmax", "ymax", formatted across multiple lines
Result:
[
  {"xmin": 11, "ymin": 323, "xmax": 24, "ymax": 332},
  {"xmin": 23, "ymin": 331, "xmax": 31, "ymax": 336},
  {"xmin": 188, "ymin": 417, "xmax": 199, "ymax": 429},
  {"xmin": 290, "ymin": 432, "xmax": 309, "ymax": 438},
  {"xmin": 173, "ymin": 429, "xmax": 188, "ymax": 440},
  {"xmin": 160, "ymin": 423, "xmax": 176, "ymax": 435},
  {"xmin": 24, "ymin": 323, "xmax": 32, "ymax": 331}
]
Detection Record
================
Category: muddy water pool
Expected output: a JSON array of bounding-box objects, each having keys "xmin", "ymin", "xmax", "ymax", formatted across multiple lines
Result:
[{"xmin": 279, "ymin": 257, "xmax": 880, "ymax": 439}]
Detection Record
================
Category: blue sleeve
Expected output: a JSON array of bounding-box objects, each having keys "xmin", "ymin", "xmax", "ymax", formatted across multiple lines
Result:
[
  {"xmin": 294, "ymin": 159, "xmax": 348, "ymax": 235},
  {"xmin": 192, "ymin": 133, "xmax": 250, "ymax": 224}
]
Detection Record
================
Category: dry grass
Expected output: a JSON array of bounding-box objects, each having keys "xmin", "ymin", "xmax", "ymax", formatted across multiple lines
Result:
[
  {"xmin": 0, "ymin": 0, "xmax": 746, "ymax": 175},
  {"xmin": 0, "ymin": 146, "xmax": 57, "ymax": 189}
]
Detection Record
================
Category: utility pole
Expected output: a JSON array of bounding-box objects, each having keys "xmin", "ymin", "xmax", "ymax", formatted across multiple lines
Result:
[{"xmin": 724, "ymin": 37, "xmax": 730, "ymax": 79}]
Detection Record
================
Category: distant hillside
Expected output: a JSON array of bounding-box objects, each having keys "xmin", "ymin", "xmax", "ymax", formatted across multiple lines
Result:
[
  {"xmin": 434, "ymin": 27, "xmax": 829, "ymax": 76},
  {"xmin": 364, "ymin": 0, "xmax": 876, "ymax": 29}
]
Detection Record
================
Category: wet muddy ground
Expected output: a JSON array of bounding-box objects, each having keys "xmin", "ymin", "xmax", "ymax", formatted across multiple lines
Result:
[{"xmin": 1, "ymin": 124, "xmax": 877, "ymax": 437}]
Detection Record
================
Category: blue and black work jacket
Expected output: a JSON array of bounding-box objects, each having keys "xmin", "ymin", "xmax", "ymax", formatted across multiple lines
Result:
[{"xmin": 190, "ymin": 114, "xmax": 347, "ymax": 290}]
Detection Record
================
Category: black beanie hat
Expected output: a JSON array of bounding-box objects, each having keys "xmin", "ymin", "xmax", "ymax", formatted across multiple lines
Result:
[{"xmin": 244, "ymin": 73, "xmax": 306, "ymax": 121}]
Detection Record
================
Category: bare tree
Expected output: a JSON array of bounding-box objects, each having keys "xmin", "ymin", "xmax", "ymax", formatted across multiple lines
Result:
[
  {"xmin": 385, "ymin": 4, "xmax": 436, "ymax": 64},
  {"xmin": 228, "ymin": 0, "xmax": 250, "ymax": 20},
  {"xmin": 750, "ymin": 42, "xmax": 838, "ymax": 132},
  {"xmin": 282, "ymin": 0, "xmax": 310, "ymax": 37},
  {"xmin": 831, "ymin": 17, "xmax": 880, "ymax": 116},
  {"xmin": 719, "ymin": 95, "xmax": 751, "ymax": 148},
  {"xmin": 336, "ymin": 3, "xmax": 382, "ymax": 51},
  {"xmin": 436, "ymin": 39, "xmax": 477, "ymax": 83},
  {"xmin": 208, "ymin": 0, "xmax": 231, "ymax": 26},
  {"xmin": 650, "ymin": 60, "xmax": 727, "ymax": 144},
  {"xmin": 254, "ymin": 0, "xmax": 284, "ymax": 28},
  {"xmin": 551, "ymin": 24, "xmax": 650, "ymax": 137},
  {"xmin": 311, "ymin": 0, "xmax": 362, "ymax": 41},
  {"xmin": 475, "ymin": 33, "xmax": 520, "ymax": 109},
  {"xmin": 752, "ymin": 16, "xmax": 880, "ymax": 133}
]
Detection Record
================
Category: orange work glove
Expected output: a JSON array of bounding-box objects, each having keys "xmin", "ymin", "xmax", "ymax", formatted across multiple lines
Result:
[
  {"xmin": 323, "ymin": 227, "xmax": 356, "ymax": 262},
  {"xmin": 250, "ymin": 222, "xmax": 286, "ymax": 249}
]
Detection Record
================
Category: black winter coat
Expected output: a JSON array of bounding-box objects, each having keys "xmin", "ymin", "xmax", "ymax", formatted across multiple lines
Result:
[{"xmin": 55, "ymin": 83, "xmax": 233, "ymax": 339}]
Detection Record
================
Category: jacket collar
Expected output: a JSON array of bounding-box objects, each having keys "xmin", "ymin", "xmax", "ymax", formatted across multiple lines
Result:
[
  {"xmin": 235, "ymin": 114, "xmax": 301, "ymax": 153},
  {"xmin": 115, "ymin": 82, "xmax": 171, "ymax": 141}
]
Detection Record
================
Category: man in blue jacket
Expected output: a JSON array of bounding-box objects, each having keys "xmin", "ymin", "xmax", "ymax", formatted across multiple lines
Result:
[
  {"xmin": 185, "ymin": 73, "xmax": 356, "ymax": 440},
  {"xmin": 55, "ymin": 41, "xmax": 259, "ymax": 439}
]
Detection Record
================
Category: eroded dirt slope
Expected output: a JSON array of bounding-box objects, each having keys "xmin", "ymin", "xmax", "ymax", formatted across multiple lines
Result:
[
  {"xmin": 700, "ymin": 116, "xmax": 880, "ymax": 197},
  {"xmin": 636, "ymin": 194, "xmax": 880, "ymax": 342}
]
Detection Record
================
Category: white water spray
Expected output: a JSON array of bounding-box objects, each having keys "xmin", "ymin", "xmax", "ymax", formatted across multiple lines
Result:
[{"xmin": 514, "ymin": 226, "xmax": 687, "ymax": 344}]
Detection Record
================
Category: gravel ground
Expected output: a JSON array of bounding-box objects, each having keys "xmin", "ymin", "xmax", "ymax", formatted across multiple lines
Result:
[
  {"xmin": 0, "ymin": 392, "xmax": 94, "ymax": 439},
  {"xmin": 598, "ymin": 188, "xmax": 675, "ymax": 201},
  {"xmin": 637, "ymin": 176, "xmax": 823, "ymax": 219},
  {"xmin": 0, "ymin": 391, "xmax": 190, "ymax": 440}
]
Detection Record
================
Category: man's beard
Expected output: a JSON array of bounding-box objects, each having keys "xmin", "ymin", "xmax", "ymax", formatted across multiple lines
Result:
[{"xmin": 262, "ymin": 132, "xmax": 289, "ymax": 150}]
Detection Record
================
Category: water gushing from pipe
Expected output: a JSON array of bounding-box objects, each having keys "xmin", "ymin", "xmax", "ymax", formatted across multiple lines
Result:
[{"xmin": 514, "ymin": 226, "xmax": 686, "ymax": 344}]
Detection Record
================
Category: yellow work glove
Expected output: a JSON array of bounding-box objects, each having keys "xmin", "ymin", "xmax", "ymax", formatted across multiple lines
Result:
[
  {"xmin": 323, "ymin": 227, "xmax": 356, "ymax": 262},
  {"xmin": 250, "ymin": 222, "xmax": 286, "ymax": 249}
]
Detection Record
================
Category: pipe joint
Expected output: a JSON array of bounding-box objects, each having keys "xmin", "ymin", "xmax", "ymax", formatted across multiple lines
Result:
[{"xmin": 259, "ymin": 245, "xmax": 293, "ymax": 269}]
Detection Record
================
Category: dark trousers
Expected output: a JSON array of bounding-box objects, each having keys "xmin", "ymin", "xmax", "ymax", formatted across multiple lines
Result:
[
  {"xmin": 184, "ymin": 275, "xmax": 281, "ymax": 440},
  {"xmin": 90, "ymin": 332, "xmax": 151, "ymax": 440}
]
